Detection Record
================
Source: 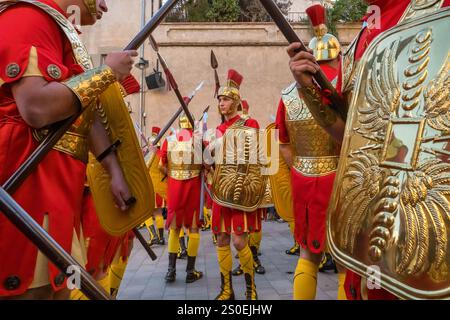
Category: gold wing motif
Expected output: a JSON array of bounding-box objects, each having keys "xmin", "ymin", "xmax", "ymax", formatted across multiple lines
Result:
[
  {"xmin": 357, "ymin": 40, "xmax": 401, "ymax": 139},
  {"xmin": 425, "ymin": 54, "xmax": 450, "ymax": 131},
  {"xmin": 213, "ymin": 128, "xmax": 266, "ymax": 211},
  {"xmin": 397, "ymin": 159, "xmax": 450, "ymax": 276},
  {"xmin": 337, "ymin": 151, "xmax": 383, "ymax": 252}
]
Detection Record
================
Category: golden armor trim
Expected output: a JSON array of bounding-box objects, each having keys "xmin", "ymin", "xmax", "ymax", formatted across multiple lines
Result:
[
  {"xmin": 83, "ymin": 0, "xmax": 97, "ymax": 16},
  {"xmin": 25, "ymin": 0, "xmax": 94, "ymax": 70},
  {"xmin": 400, "ymin": 0, "xmax": 444, "ymax": 22},
  {"xmin": 166, "ymin": 135, "xmax": 202, "ymax": 181},
  {"xmin": 282, "ymin": 82, "xmax": 340, "ymax": 166},
  {"xmin": 327, "ymin": 8, "xmax": 450, "ymax": 299},
  {"xmin": 169, "ymin": 169, "xmax": 201, "ymax": 180},
  {"xmin": 259, "ymin": 179, "xmax": 273, "ymax": 208},
  {"xmin": 62, "ymin": 65, "xmax": 116, "ymax": 109},
  {"xmin": 293, "ymin": 156, "xmax": 338, "ymax": 177}
]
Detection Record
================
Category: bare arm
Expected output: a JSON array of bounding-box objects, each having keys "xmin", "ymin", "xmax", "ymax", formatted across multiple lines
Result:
[
  {"xmin": 12, "ymin": 76, "xmax": 79, "ymax": 129},
  {"xmin": 89, "ymin": 115, "xmax": 132, "ymax": 211},
  {"xmin": 279, "ymin": 144, "xmax": 293, "ymax": 169}
]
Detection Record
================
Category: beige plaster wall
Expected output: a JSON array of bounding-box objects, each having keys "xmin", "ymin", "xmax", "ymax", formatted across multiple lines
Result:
[{"xmin": 80, "ymin": 2, "xmax": 361, "ymax": 138}]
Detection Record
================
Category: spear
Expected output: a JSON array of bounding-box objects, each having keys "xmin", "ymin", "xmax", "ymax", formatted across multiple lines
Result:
[
  {"xmin": 210, "ymin": 50, "xmax": 225, "ymax": 123},
  {"xmin": 198, "ymin": 106, "xmax": 210, "ymax": 222},
  {"xmin": 149, "ymin": 34, "xmax": 196, "ymax": 129},
  {"xmin": 152, "ymin": 81, "xmax": 205, "ymax": 147},
  {"xmin": 258, "ymin": 0, "xmax": 347, "ymax": 120}
]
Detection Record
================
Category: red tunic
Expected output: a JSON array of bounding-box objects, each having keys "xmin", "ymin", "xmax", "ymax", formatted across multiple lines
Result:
[
  {"xmin": 0, "ymin": 0, "xmax": 86, "ymax": 296},
  {"xmin": 275, "ymin": 63, "xmax": 339, "ymax": 254},
  {"xmin": 211, "ymin": 115, "xmax": 262, "ymax": 235},
  {"xmin": 336, "ymin": 0, "xmax": 450, "ymax": 300},
  {"xmin": 160, "ymin": 129, "xmax": 201, "ymax": 229}
]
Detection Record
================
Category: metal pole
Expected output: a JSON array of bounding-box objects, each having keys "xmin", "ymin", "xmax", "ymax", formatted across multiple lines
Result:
[
  {"xmin": 140, "ymin": 0, "xmax": 147, "ymax": 146},
  {"xmin": 0, "ymin": 188, "xmax": 110, "ymax": 300}
]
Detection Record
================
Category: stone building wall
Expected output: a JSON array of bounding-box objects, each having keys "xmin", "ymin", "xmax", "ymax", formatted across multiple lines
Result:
[{"xmin": 80, "ymin": 2, "xmax": 360, "ymax": 138}]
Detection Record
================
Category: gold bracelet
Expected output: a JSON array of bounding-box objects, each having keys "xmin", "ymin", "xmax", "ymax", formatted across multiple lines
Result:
[
  {"xmin": 299, "ymin": 85, "xmax": 337, "ymax": 128},
  {"xmin": 62, "ymin": 65, "xmax": 116, "ymax": 109}
]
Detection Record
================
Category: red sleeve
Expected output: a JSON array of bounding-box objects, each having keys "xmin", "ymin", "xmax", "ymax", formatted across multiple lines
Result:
[
  {"xmin": 320, "ymin": 62, "xmax": 339, "ymax": 82},
  {"xmin": 244, "ymin": 118, "xmax": 259, "ymax": 130},
  {"xmin": 275, "ymin": 99, "xmax": 290, "ymax": 144},
  {"xmin": 0, "ymin": 4, "xmax": 71, "ymax": 86},
  {"xmin": 160, "ymin": 139, "xmax": 168, "ymax": 165}
]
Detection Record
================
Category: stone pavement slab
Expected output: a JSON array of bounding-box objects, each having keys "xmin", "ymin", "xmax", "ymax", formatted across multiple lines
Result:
[{"xmin": 117, "ymin": 220, "xmax": 338, "ymax": 300}]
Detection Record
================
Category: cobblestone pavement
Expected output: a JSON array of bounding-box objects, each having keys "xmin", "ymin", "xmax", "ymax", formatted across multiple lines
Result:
[{"xmin": 117, "ymin": 220, "xmax": 338, "ymax": 300}]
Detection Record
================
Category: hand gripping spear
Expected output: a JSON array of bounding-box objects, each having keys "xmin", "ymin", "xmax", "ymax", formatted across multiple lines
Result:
[
  {"xmin": 258, "ymin": 0, "xmax": 347, "ymax": 120},
  {"xmin": 0, "ymin": 0, "xmax": 182, "ymax": 300}
]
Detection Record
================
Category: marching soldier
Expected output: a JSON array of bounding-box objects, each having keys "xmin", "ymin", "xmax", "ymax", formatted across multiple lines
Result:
[
  {"xmin": 145, "ymin": 126, "xmax": 166, "ymax": 246},
  {"xmin": 159, "ymin": 110, "xmax": 203, "ymax": 283},
  {"xmin": 210, "ymin": 70, "xmax": 266, "ymax": 300},
  {"xmin": 276, "ymin": 4, "xmax": 346, "ymax": 299},
  {"xmin": 0, "ymin": 0, "xmax": 138, "ymax": 299},
  {"xmin": 287, "ymin": 0, "xmax": 450, "ymax": 300}
]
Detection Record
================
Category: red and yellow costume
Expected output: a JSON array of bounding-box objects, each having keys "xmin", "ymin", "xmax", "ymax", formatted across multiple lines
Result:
[
  {"xmin": 275, "ymin": 4, "xmax": 344, "ymax": 300},
  {"xmin": 160, "ymin": 112, "xmax": 203, "ymax": 283},
  {"xmin": 275, "ymin": 64, "xmax": 339, "ymax": 255},
  {"xmin": 211, "ymin": 115, "xmax": 261, "ymax": 235},
  {"xmin": 160, "ymin": 129, "xmax": 201, "ymax": 230},
  {"xmin": 0, "ymin": 0, "xmax": 95, "ymax": 296},
  {"xmin": 212, "ymin": 70, "xmax": 264, "ymax": 300},
  {"xmin": 144, "ymin": 126, "xmax": 166, "ymax": 246}
]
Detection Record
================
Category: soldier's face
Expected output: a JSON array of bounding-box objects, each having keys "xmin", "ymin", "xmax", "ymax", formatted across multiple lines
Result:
[
  {"xmin": 218, "ymin": 96, "xmax": 237, "ymax": 116},
  {"xmin": 79, "ymin": 0, "xmax": 108, "ymax": 26}
]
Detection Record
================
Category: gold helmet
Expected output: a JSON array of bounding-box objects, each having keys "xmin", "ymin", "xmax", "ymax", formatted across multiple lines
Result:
[
  {"xmin": 149, "ymin": 126, "xmax": 161, "ymax": 146},
  {"xmin": 83, "ymin": 0, "xmax": 97, "ymax": 16},
  {"xmin": 218, "ymin": 69, "xmax": 243, "ymax": 102},
  {"xmin": 178, "ymin": 96, "xmax": 194, "ymax": 129},
  {"xmin": 179, "ymin": 113, "xmax": 194, "ymax": 130},
  {"xmin": 306, "ymin": 4, "xmax": 341, "ymax": 62}
]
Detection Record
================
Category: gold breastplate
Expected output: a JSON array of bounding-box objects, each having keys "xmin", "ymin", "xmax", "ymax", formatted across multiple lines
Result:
[
  {"xmin": 167, "ymin": 135, "xmax": 201, "ymax": 180},
  {"xmin": 33, "ymin": 109, "xmax": 95, "ymax": 163},
  {"xmin": 282, "ymin": 83, "xmax": 339, "ymax": 176}
]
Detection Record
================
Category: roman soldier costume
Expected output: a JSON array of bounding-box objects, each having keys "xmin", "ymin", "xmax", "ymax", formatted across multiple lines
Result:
[
  {"xmin": 212, "ymin": 69, "xmax": 267, "ymax": 300},
  {"xmin": 275, "ymin": 3, "xmax": 344, "ymax": 300},
  {"xmin": 0, "ymin": 0, "xmax": 116, "ymax": 296},
  {"xmin": 159, "ymin": 110, "xmax": 203, "ymax": 283},
  {"xmin": 145, "ymin": 126, "xmax": 166, "ymax": 246}
]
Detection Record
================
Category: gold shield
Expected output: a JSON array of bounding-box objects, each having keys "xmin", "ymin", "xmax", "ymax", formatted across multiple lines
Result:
[
  {"xmin": 212, "ymin": 119, "xmax": 268, "ymax": 211},
  {"xmin": 147, "ymin": 149, "xmax": 168, "ymax": 200},
  {"xmin": 265, "ymin": 123, "xmax": 294, "ymax": 223},
  {"xmin": 87, "ymin": 83, "xmax": 155, "ymax": 236},
  {"xmin": 328, "ymin": 9, "xmax": 450, "ymax": 299}
]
